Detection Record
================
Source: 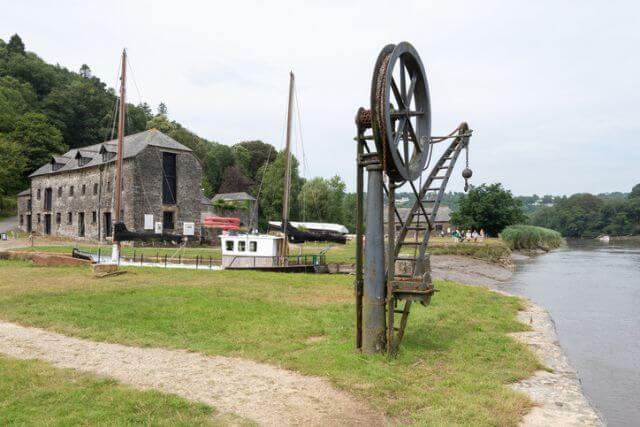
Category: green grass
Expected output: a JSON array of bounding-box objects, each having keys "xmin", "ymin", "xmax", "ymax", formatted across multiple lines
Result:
[
  {"xmin": 12, "ymin": 243, "xmax": 222, "ymax": 262},
  {"xmin": 0, "ymin": 260, "xmax": 540, "ymax": 426},
  {"xmin": 0, "ymin": 354, "xmax": 235, "ymax": 426},
  {"xmin": 14, "ymin": 236, "xmax": 510, "ymax": 265},
  {"xmin": 500, "ymin": 225, "xmax": 563, "ymax": 251}
]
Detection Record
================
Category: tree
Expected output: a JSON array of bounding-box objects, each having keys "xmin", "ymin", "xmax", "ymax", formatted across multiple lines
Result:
[
  {"xmin": 203, "ymin": 143, "xmax": 235, "ymax": 195},
  {"xmin": 232, "ymin": 144, "xmax": 252, "ymax": 178},
  {"xmin": 256, "ymin": 151, "xmax": 302, "ymax": 226},
  {"xmin": 630, "ymin": 184, "xmax": 640, "ymax": 199},
  {"xmin": 235, "ymin": 140, "xmax": 276, "ymax": 180},
  {"xmin": 7, "ymin": 34, "xmax": 25, "ymax": 55},
  {"xmin": 450, "ymin": 183, "xmax": 526, "ymax": 236},
  {"xmin": 146, "ymin": 113, "xmax": 176, "ymax": 134},
  {"xmin": 298, "ymin": 177, "xmax": 331, "ymax": 221},
  {"xmin": 11, "ymin": 112, "xmax": 67, "ymax": 174},
  {"xmin": 327, "ymin": 175, "xmax": 346, "ymax": 224},
  {"xmin": 342, "ymin": 193, "xmax": 357, "ymax": 232},
  {"xmin": 0, "ymin": 76, "xmax": 37, "ymax": 132},
  {"xmin": 43, "ymin": 78, "xmax": 113, "ymax": 148},
  {"xmin": 79, "ymin": 64, "xmax": 92, "ymax": 78},
  {"xmin": 218, "ymin": 165, "xmax": 253, "ymax": 194},
  {"xmin": 0, "ymin": 137, "xmax": 28, "ymax": 195},
  {"xmin": 157, "ymin": 102, "xmax": 168, "ymax": 115}
]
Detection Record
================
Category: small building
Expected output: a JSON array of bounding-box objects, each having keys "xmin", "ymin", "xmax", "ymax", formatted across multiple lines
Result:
[
  {"xmin": 17, "ymin": 129, "xmax": 203, "ymax": 240},
  {"xmin": 384, "ymin": 206, "xmax": 453, "ymax": 235},
  {"xmin": 211, "ymin": 192, "xmax": 258, "ymax": 228}
]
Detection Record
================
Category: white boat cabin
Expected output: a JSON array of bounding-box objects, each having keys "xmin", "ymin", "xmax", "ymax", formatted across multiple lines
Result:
[{"xmin": 220, "ymin": 234, "xmax": 284, "ymax": 268}]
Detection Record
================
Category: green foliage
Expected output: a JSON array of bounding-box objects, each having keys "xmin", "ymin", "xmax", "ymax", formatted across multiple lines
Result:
[
  {"xmin": 500, "ymin": 225, "xmax": 563, "ymax": 251},
  {"xmin": 0, "ymin": 76, "xmax": 37, "ymax": 132},
  {"xmin": 256, "ymin": 151, "xmax": 302, "ymax": 223},
  {"xmin": 0, "ymin": 137, "xmax": 27, "ymax": 195},
  {"xmin": 235, "ymin": 140, "xmax": 275, "ymax": 180},
  {"xmin": 631, "ymin": 184, "xmax": 640, "ymax": 199},
  {"xmin": 451, "ymin": 183, "xmax": 526, "ymax": 236},
  {"xmin": 297, "ymin": 175, "xmax": 347, "ymax": 226},
  {"xmin": 529, "ymin": 187, "xmax": 640, "ymax": 237},
  {"xmin": 7, "ymin": 34, "xmax": 25, "ymax": 55},
  {"xmin": 204, "ymin": 143, "xmax": 235, "ymax": 195},
  {"xmin": 10, "ymin": 112, "xmax": 66, "ymax": 173}
]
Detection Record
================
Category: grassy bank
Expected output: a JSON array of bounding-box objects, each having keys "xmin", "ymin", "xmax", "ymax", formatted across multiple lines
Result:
[
  {"xmin": 14, "ymin": 236, "xmax": 512, "ymax": 265},
  {"xmin": 500, "ymin": 225, "xmax": 563, "ymax": 251},
  {"xmin": 0, "ymin": 259, "xmax": 540, "ymax": 425},
  {"xmin": 0, "ymin": 355, "xmax": 229, "ymax": 425}
]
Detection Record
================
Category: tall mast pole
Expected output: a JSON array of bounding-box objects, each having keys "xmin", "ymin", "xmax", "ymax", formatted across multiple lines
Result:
[
  {"xmin": 280, "ymin": 72, "xmax": 295, "ymax": 261},
  {"xmin": 112, "ymin": 49, "xmax": 126, "ymax": 263}
]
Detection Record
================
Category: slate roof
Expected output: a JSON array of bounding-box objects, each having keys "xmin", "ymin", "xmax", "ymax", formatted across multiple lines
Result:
[
  {"xmin": 30, "ymin": 129, "xmax": 192, "ymax": 177},
  {"xmin": 384, "ymin": 205, "xmax": 451, "ymax": 223},
  {"xmin": 17, "ymin": 189, "xmax": 30, "ymax": 197},
  {"xmin": 212, "ymin": 192, "xmax": 256, "ymax": 202}
]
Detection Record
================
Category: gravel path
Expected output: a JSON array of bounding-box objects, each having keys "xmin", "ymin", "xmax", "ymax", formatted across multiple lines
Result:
[{"xmin": 0, "ymin": 322, "xmax": 383, "ymax": 426}]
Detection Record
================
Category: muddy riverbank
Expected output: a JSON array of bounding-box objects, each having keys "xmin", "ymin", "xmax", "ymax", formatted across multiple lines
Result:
[{"xmin": 431, "ymin": 254, "xmax": 603, "ymax": 426}]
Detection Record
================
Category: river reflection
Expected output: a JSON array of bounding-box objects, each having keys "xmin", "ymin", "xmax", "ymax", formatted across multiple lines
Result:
[{"xmin": 507, "ymin": 239, "xmax": 640, "ymax": 427}]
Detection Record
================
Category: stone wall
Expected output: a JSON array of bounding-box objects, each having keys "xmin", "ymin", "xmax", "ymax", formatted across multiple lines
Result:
[
  {"xmin": 132, "ymin": 146, "xmax": 203, "ymax": 234},
  {"xmin": 21, "ymin": 147, "xmax": 202, "ymax": 241}
]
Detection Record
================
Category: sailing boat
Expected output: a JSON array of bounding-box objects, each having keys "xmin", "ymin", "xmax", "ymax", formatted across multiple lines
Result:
[{"xmin": 219, "ymin": 72, "xmax": 344, "ymax": 272}]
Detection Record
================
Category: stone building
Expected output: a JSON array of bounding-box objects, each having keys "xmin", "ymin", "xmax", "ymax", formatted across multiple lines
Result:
[
  {"xmin": 17, "ymin": 129, "xmax": 203, "ymax": 241},
  {"xmin": 384, "ymin": 206, "xmax": 453, "ymax": 235},
  {"xmin": 211, "ymin": 192, "xmax": 258, "ymax": 228}
]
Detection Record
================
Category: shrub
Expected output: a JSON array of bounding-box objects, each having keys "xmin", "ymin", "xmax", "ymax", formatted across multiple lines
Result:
[{"xmin": 500, "ymin": 225, "xmax": 563, "ymax": 251}]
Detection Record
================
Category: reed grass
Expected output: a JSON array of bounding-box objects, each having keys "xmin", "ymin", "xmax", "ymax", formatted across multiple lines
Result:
[{"xmin": 500, "ymin": 225, "xmax": 563, "ymax": 251}]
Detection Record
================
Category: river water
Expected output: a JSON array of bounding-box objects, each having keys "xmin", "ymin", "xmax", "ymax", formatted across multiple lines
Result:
[{"xmin": 507, "ymin": 239, "xmax": 640, "ymax": 427}]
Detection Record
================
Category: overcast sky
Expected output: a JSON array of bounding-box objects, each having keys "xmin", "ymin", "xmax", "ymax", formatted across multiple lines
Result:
[{"xmin": 3, "ymin": 0, "xmax": 639, "ymax": 195}]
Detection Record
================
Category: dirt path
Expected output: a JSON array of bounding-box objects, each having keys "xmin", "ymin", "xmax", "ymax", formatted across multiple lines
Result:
[{"xmin": 0, "ymin": 322, "xmax": 383, "ymax": 426}]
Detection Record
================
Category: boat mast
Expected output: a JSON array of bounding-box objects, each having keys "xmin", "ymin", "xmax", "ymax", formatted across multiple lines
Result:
[
  {"xmin": 112, "ymin": 49, "xmax": 126, "ymax": 262},
  {"xmin": 280, "ymin": 71, "xmax": 295, "ymax": 259}
]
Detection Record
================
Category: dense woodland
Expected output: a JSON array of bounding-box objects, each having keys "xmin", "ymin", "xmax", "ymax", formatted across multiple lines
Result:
[
  {"xmin": 0, "ymin": 34, "xmax": 355, "ymax": 230},
  {"xmin": 529, "ymin": 185, "xmax": 640, "ymax": 237}
]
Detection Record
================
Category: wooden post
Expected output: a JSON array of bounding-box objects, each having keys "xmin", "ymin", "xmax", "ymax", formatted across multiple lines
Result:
[
  {"xmin": 112, "ymin": 49, "xmax": 126, "ymax": 263},
  {"xmin": 280, "ymin": 72, "xmax": 295, "ymax": 265}
]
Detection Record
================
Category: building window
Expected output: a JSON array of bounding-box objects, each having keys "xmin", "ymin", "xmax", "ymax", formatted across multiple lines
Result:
[
  {"xmin": 44, "ymin": 188, "xmax": 52, "ymax": 211},
  {"xmin": 104, "ymin": 212, "xmax": 112, "ymax": 237},
  {"xmin": 19, "ymin": 215, "xmax": 23, "ymax": 226},
  {"xmin": 56, "ymin": 213, "xmax": 61, "ymax": 224},
  {"xmin": 36, "ymin": 189, "xmax": 41, "ymax": 200},
  {"xmin": 107, "ymin": 180, "xmax": 112, "ymax": 192},
  {"xmin": 81, "ymin": 184, "xmax": 86, "ymax": 195},
  {"xmin": 238, "ymin": 241, "xmax": 246, "ymax": 252},
  {"xmin": 69, "ymin": 186, "xmax": 74, "ymax": 196},
  {"xmin": 67, "ymin": 212, "xmax": 72, "ymax": 225},
  {"xmin": 78, "ymin": 212, "xmax": 85, "ymax": 237},
  {"xmin": 162, "ymin": 211, "xmax": 174, "ymax": 230},
  {"xmin": 57, "ymin": 187, "xmax": 62, "ymax": 197},
  {"xmin": 249, "ymin": 241, "xmax": 257, "ymax": 252},
  {"xmin": 37, "ymin": 214, "xmax": 40, "ymax": 224},
  {"xmin": 93, "ymin": 183, "xmax": 98, "ymax": 195},
  {"xmin": 27, "ymin": 198, "xmax": 31, "ymax": 210},
  {"xmin": 225, "ymin": 240, "xmax": 234, "ymax": 251},
  {"xmin": 92, "ymin": 211, "xmax": 97, "ymax": 224},
  {"xmin": 162, "ymin": 152, "xmax": 177, "ymax": 205}
]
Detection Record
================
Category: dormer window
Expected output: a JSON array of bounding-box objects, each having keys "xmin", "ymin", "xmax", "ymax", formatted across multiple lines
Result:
[
  {"xmin": 102, "ymin": 151, "xmax": 116, "ymax": 162},
  {"xmin": 50, "ymin": 156, "xmax": 67, "ymax": 171},
  {"xmin": 78, "ymin": 156, "xmax": 91, "ymax": 167}
]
